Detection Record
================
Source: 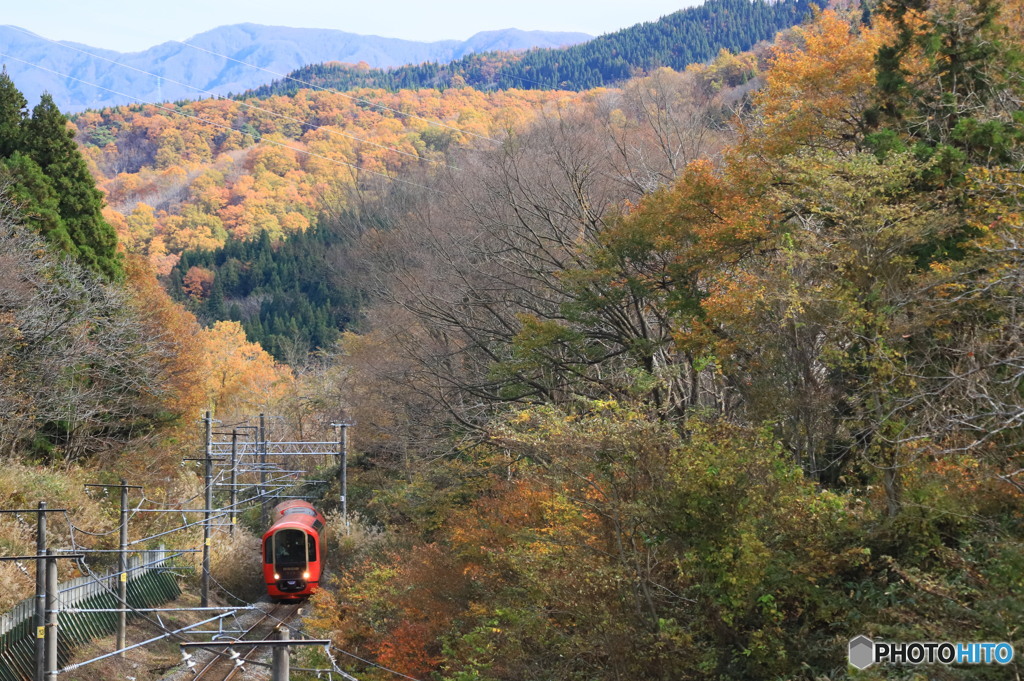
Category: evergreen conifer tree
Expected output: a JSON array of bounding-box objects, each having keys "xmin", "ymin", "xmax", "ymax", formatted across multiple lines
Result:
[
  {"xmin": 0, "ymin": 152, "xmax": 74, "ymax": 254},
  {"xmin": 22, "ymin": 94, "xmax": 123, "ymax": 280},
  {"xmin": 0, "ymin": 70, "xmax": 27, "ymax": 157}
]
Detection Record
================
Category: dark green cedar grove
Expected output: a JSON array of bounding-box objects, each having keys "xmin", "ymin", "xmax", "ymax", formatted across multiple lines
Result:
[
  {"xmin": 168, "ymin": 224, "xmax": 356, "ymax": 361},
  {"xmin": 245, "ymin": 0, "xmax": 813, "ymax": 97},
  {"xmin": 0, "ymin": 73, "xmax": 123, "ymax": 280}
]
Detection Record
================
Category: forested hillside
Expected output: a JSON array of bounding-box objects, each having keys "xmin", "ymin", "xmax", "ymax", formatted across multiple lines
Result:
[
  {"xmin": 246, "ymin": 0, "xmax": 812, "ymax": 96},
  {"xmin": 168, "ymin": 225, "xmax": 357, "ymax": 361},
  {"xmin": 74, "ymin": 63, "xmax": 748, "ymax": 358},
  {"xmin": 0, "ymin": 72, "xmax": 297, "ymax": 463},
  {"xmin": 0, "ymin": 0, "xmax": 1021, "ymax": 678},
  {"xmin": 75, "ymin": 86, "xmax": 586, "ymax": 267},
  {"xmin": 71, "ymin": 85, "xmax": 596, "ymax": 359},
  {"xmin": 294, "ymin": 1, "xmax": 1024, "ymax": 679}
]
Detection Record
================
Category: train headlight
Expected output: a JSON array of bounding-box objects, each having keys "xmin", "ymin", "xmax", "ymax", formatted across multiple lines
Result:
[
  {"xmin": 273, "ymin": 573, "xmax": 280, "ymax": 580},
  {"xmin": 302, "ymin": 571, "xmax": 310, "ymax": 579}
]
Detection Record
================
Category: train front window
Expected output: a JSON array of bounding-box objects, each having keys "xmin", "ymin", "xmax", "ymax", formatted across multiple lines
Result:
[{"xmin": 273, "ymin": 529, "xmax": 308, "ymax": 567}]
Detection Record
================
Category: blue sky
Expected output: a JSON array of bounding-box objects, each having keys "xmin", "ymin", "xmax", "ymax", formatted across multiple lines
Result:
[{"xmin": 8, "ymin": 0, "xmax": 700, "ymax": 52}]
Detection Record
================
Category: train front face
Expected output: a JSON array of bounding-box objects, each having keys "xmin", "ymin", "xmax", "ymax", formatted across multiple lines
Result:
[{"xmin": 262, "ymin": 524, "xmax": 320, "ymax": 599}]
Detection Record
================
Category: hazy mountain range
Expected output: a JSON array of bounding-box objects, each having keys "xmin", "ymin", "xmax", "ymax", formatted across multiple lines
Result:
[{"xmin": 0, "ymin": 24, "xmax": 591, "ymax": 112}]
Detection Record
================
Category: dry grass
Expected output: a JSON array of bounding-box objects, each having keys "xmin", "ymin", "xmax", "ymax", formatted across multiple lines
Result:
[
  {"xmin": 0, "ymin": 460, "xmax": 109, "ymax": 610},
  {"xmin": 208, "ymin": 526, "xmax": 263, "ymax": 603}
]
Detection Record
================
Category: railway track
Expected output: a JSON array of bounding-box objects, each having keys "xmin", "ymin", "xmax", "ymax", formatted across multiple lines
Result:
[{"xmin": 191, "ymin": 601, "xmax": 302, "ymax": 681}]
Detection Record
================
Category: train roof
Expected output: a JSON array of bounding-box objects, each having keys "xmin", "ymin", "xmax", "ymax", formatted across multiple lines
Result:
[{"xmin": 263, "ymin": 500, "xmax": 326, "ymax": 537}]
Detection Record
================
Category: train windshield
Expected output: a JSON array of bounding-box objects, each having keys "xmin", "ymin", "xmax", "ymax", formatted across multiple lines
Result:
[{"xmin": 273, "ymin": 529, "xmax": 308, "ymax": 567}]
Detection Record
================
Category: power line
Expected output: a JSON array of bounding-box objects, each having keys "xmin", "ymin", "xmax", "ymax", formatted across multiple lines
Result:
[
  {"xmin": 6, "ymin": 25, "xmax": 457, "ymax": 170},
  {"xmin": 206, "ymin": 569, "xmax": 422, "ymax": 681},
  {"xmin": 0, "ymin": 51, "xmax": 443, "ymax": 194},
  {"xmin": 176, "ymin": 40, "xmax": 500, "ymax": 144}
]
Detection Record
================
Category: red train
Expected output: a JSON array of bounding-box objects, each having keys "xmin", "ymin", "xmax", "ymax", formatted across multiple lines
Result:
[{"xmin": 261, "ymin": 500, "xmax": 326, "ymax": 600}]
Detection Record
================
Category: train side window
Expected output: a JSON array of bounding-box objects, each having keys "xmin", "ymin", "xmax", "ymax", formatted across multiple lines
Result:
[{"xmin": 307, "ymin": 534, "xmax": 317, "ymax": 561}]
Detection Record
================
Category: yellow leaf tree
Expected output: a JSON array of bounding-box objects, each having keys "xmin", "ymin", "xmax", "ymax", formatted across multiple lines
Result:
[{"xmin": 200, "ymin": 321, "xmax": 294, "ymax": 418}]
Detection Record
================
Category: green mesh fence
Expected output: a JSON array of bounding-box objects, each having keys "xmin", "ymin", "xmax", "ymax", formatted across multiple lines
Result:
[{"xmin": 0, "ymin": 553, "xmax": 181, "ymax": 681}]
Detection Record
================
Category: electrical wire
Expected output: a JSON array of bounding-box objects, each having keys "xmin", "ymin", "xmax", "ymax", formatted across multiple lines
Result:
[
  {"xmin": 0, "ymin": 51, "xmax": 443, "ymax": 194},
  {"xmin": 56, "ymin": 555, "xmax": 253, "ymax": 673},
  {"xmin": 205, "ymin": 569, "xmax": 421, "ymax": 681},
  {"xmin": 60, "ymin": 555, "xmax": 336, "ymax": 677},
  {"xmin": 175, "ymin": 39, "xmax": 500, "ymax": 144},
  {"xmin": 137, "ymin": 488, "xmax": 205, "ymax": 510},
  {"xmin": 22, "ymin": 430, "xmax": 386, "ymax": 677},
  {"xmin": 3, "ymin": 26, "xmax": 456, "ymax": 170},
  {"xmin": 59, "ymin": 521, "xmax": 273, "ymax": 672}
]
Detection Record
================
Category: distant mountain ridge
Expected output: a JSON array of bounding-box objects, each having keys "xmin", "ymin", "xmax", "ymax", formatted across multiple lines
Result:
[
  {"xmin": 0, "ymin": 24, "xmax": 591, "ymax": 112},
  {"xmin": 247, "ymin": 0, "xmax": 813, "ymax": 97}
]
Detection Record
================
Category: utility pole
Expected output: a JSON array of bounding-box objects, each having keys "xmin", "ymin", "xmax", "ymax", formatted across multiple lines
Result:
[
  {"xmin": 31, "ymin": 549, "xmax": 84, "ymax": 681},
  {"xmin": 229, "ymin": 428, "xmax": 238, "ymax": 536},
  {"xmin": 185, "ymin": 414, "xmax": 223, "ymax": 609},
  {"xmin": 0, "ymin": 505, "xmax": 67, "ymax": 681},
  {"xmin": 35, "ymin": 502, "xmax": 46, "ymax": 681},
  {"xmin": 45, "ymin": 550, "xmax": 57, "ymax": 681},
  {"xmin": 271, "ymin": 626, "xmax": 290, "ymax": 681},
  {"xmin": 259, "ymin": 413, "xmax": 267, "ymax": 529},
  {"xmin": 119, "ymin": 480, "xmax": 128, "ymax": 656},
  {"xmin": 84, "ymin": 480, "xmax": 143, "ymax": 657},
  {"xmin": 332, "ymin": 423, "xmax": 351, "ymax": 534},
  {"xmin": 213, "ymin": 424, "xmax": 255, "ymax": 534},
  {"xmin": 202, "ymin": 411, "xmax": 212, "ymax": 608}
]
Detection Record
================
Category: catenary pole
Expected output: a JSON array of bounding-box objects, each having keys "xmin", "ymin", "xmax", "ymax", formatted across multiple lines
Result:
[
  {"xmin": 118, "ymin": 479, "xmax": 128, "ymax": 656},
  {"xmin": 229, "ymin": 428, "xmax": 238, "ymax": 536},
  {"xmin": 260, "ymin": 413, "xmax": 267, "ymax": 529},
  {"xmin": 271, "ymin": 626, "xmax": 290, "ymax": 681},
  {"xmin": 202, "ymin": 411, "xmax": 212, "ymax": 608},
  {"xmin": 44, "ymin": 550, "xmax": 57, "ymax": 681},
  {"xmin": 340, "ymin": 424, "xmax": 349, "ymax": 533},
  {"xmin": 35, "ymin": 502, "xmax": 45, "ymax": 681},
  {"xmin": 0, "ymin": 506, "xmax": 68, "ymax": 681}
]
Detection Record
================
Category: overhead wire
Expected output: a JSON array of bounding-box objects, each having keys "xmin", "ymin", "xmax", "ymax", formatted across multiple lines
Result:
[
  {"xmin": 0, "ymin": 51, "xmax": 443, "ymax": 194},
  {"xmin": 20, "ymin": 421, "xmax": 376, "ymax": 676},
  {"xmin": 137, "ymin": 488, "xmax": 205, "ymax": 511},
  {"xmin": 175, "ymin": 39, "xmax": 500, "ymax": 144},
  {"xmin": 5, "ymin": 25, "xmax": 457, "ymax": 170},
  {"xmin": 55, "ymin": 550, "xmax": 254, "ymax": 673},
  {"xmin": 55, "ymin": 526, "xmax": 344, "ymax": 677},
  {"xmin": 59, "ymin": 509, "xmax": 284, "ymax": 672},
  {"xmin": 205, "ymin": 569, "xmax": 419, "ymax": 681}
]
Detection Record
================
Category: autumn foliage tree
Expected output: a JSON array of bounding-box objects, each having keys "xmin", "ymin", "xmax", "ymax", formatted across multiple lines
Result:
[
  {"xmin": 199, "ymin": 320, "xmax": 294, "ymax": 418},
  {"xmin": 302, "ymin": 4, "xmax": 1024, "ymax": 680}
]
